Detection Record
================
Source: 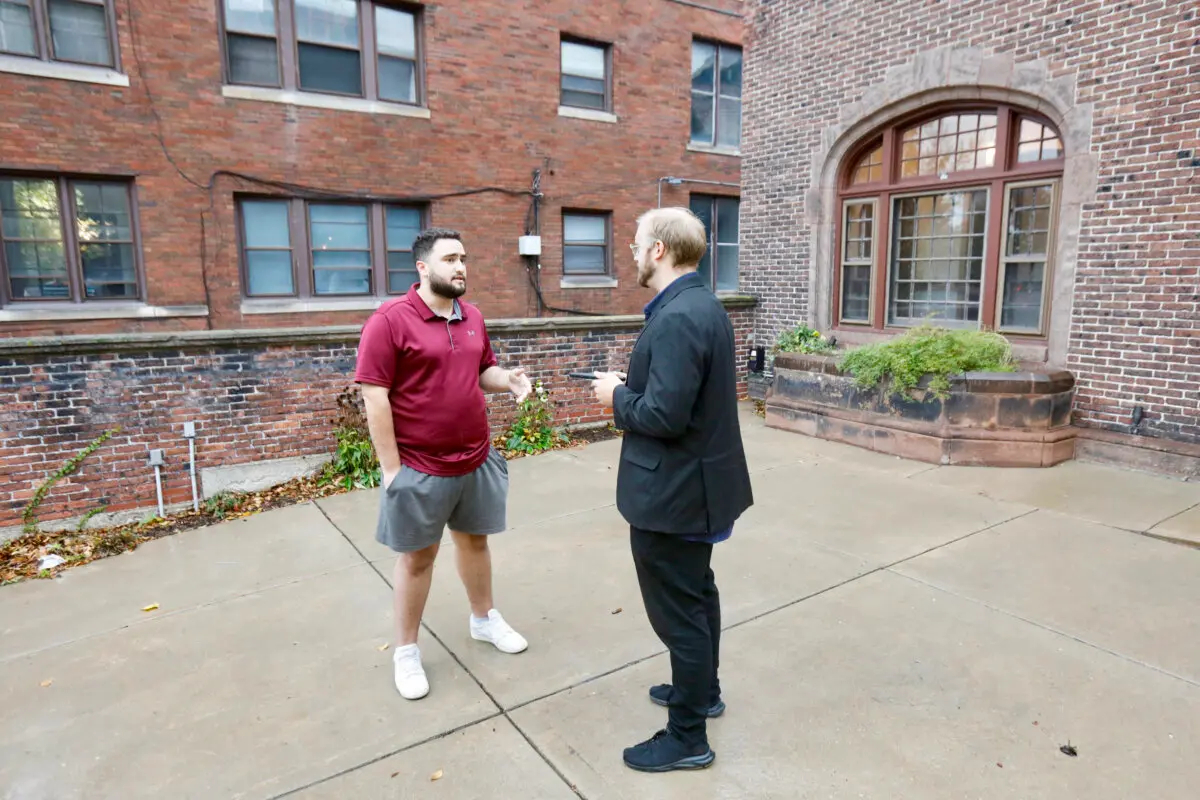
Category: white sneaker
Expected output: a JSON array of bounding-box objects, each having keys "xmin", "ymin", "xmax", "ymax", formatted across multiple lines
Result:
[
  {"xmin": 470, "ymin": 609, "xmax": 528, "ymax": 654},
  {"xmin": 393, "ymin": 644, "xmax": 429, "ymax": 700}
]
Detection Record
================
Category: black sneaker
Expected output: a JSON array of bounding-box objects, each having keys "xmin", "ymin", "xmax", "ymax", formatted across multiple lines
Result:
[
  {"xmin": 648, "ymin": 684, "xmax": 726, "ymax": 717},
  {"xmin": 622, "ymin": 729, "xmax": 715, "ymax": 773}
]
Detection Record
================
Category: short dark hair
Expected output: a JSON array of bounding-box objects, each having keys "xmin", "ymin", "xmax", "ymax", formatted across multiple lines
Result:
[{"xmin": 413, "ymin": 228, "xmax": 462, "ymax": 264}]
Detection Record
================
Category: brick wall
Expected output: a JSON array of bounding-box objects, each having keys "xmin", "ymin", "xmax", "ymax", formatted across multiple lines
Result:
[
  {"xmin": 0, "ymin": 305, "xmax": 754, "ymax": 530},
  {"xmin": 741, "ymin": 0, "xmax": 1199, "ymax": 445},
  {"xmin": 0, "ymin": 0, "xmax": 742, "ymax": 336}
]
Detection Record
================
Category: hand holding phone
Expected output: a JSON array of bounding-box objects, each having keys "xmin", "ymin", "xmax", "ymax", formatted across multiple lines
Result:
[{"xmin": 568, "ymin": 371, "xmax": 597, "ymax": 380}]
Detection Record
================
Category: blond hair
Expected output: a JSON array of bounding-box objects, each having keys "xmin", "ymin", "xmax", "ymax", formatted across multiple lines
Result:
[{"xmin": 637, "ymin": 207, "xmax": 707, "ymax": 267}]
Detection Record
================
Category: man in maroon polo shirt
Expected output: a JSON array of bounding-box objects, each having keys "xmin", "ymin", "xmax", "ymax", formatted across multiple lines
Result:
[{"xmin": 355, "ymin": 228, "xmax": 533, "ymax": 701}]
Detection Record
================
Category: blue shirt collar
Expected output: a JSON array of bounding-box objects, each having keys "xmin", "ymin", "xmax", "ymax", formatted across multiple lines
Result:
[{"xmin": 643, "ymin": 274, "xmax": 692, "ymax": 319}]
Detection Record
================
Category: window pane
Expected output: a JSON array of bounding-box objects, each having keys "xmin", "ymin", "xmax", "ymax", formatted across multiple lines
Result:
[
  {"xmin": 48, "ymin": 0, "xmax": 111, "ymax": 66},
  {"xmin": 715, "ymin": 243, "xmax": 738, "ymax": 291},
  {"xmin": 841, "ymin": 264, "xmax": 871, "ymax": 321},
  {"xmin": 691, "ymin": 91, "xmax": 714, "ymax": 143},
  {"xmin": 889, "ymin": 189, "xmax": 988, "ymax": 326},
  {"xmin": 1001, "ymin": 262, "xmax": 1045, "ymax": 330},
  {"xmin": 73, "ymin": 183, "xmax": 131, "ymax": 242},
  {"xmin": 1017, "ymin": 141, "xmax": 1041, "ymax": 163},
  {"xmin": 379, "ymin": 54, "xmax": 416, "ymax": 103},
  {"xmin": 716, "ymin": 96, "xmax": 741, "ymax": 148},
  {"xmin": 561, "ymin": 88, "xmax": 605, "ymax": 109},
  {"xmin": 313, "ymin": 253, "xmax": 371, "ymax": 295},
  {"xmin": 563, "ymin": 245, "xmax": 606, "ymax": 274},
  {"xmin": 246, "ymin": 250, "xmax": 294, "ymax": 295},
  {"xmin": 562, "ymin": 74, "xmax": 604, "ymax": 94},
  {"xmin": 563, "ymin": 214, "xmax": 605, "ymax": 244},
  {"xmin": 561, "ymin": 41, "xmax": 604, "ymax": 79},
  {"xmin": 228, "ymin": 34, "xmax": 279, "ymax": 86},
  {"xmin": 385, "ymin": 207, "xmax": 421, "ymax": 250},
  {"xmin": 310, "ymin": 204, "xmax": 368, "ymax": 249},
  {"xmin": 80, "ymin": 242, "xmax": 136, "ymax": 298},
  {"xmin": 225, "ymin": 0, "xmax": 275, "ymax": 35},
  {"xmin": 0, "ymin": 1, "xmax": 36, "ymax": 56},
  {"xmin": 386, "ymin": 250, "xmax": 417, "ymax": 293},
  {"xmin": 241, "ymin": 200, "xmax": 290, "ymax": 248},
  {"xmin": 1, "ymin": 178, "xmax": 61, "ymax": 240},
  {"xmin": 691, "ymin": 41, "xmax": 715, "ymax": 91},
  {"xmin": 298, "ymin": 43, "xmax": 362, "ymax": 94},
  {"xmin": 718, "ymin": 46, "xmax": 742, "ymax": 98},
  {"xmin": 376, "ymin": 6, "xmax": 415, "ymax": 58},
  {"xmin": 295, "ymin": 0, "xmax": 358, "ymax": 47},
  {"xmin": 5, "ymin": 241, "xmax": 68, "ymax": 298},
  {"xmin": 716, "ymin": 198, "xmax": 739, "ymax": 244},
  {"xmin": 1019, "ymin": 119, "xmax": 1044, "ymax": 143}
]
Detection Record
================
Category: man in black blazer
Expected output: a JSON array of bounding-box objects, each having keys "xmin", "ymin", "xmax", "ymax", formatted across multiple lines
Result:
[{"xmin": 593, "ymin": 206, "xmax": 753, "ymax": 772}]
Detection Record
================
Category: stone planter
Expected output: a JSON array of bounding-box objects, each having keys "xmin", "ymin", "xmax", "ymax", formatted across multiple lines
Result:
[{"xmin": 765, "ymin": 352, "xmax": 1076, "ymax": 467}]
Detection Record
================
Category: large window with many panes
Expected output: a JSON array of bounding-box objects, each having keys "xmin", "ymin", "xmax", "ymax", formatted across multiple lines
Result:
[
  {"xmin": 689, "ymin": 194, "xmax": 739, "ymax": 292},
  {"xmin": 237, "ymin": 197, "xmax": 425, "ymax": 298},
  {"xmin": 690, "ymin": 39, "xmax": 740, "ymax": 149},
  {"xmin": 0, "ymin": 175, "xmax": 141, "ymax": 305},
  {"xmin": 835, "ymin": 105, "xmax": 1063, "ymax": 336},
  {"xmin": 220, "ymin": 0, "xmax": 422, "ymax": 105},
  {"xmin": 0, "ymin": 0, "xmax": 119, "ymax": 68}
]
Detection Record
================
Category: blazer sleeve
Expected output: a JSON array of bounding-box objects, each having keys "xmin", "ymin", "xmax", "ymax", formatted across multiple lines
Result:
[{"xmin": 613, "ymin": 311, "xmax": 707, "ymax": 440}]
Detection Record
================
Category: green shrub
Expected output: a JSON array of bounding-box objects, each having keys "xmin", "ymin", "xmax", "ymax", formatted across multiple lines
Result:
[
  {"xmin": 773, "ymin": 324, "xmax": 836, "ymax": 355},
  {"xmin": 502, "ymin": 380, "xmax": 567, "ymax": 456},
  {"xmin": 326, "ymin": 387, "xmax": 380, "ymax": 490},
  {"xmin": 840, "ymin": 325, "xmax": 1015, "ymax": 399}
]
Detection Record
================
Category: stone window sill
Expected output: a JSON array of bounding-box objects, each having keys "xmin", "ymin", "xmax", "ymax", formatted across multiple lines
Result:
[
  {"xmin": 0, "ymin": 54, "xmax": 129, "ymax": 87},
  {"xmin": 241, "ymin": 298, "xmax": 387, "ymax": 315},
  {"xmin": 0, "ymin": 304, "xmax": 206, "ymax": 322},
  {"xmin": 558, "ymin": 105, "xmax": 618, "ymax": 124},
  {"xmin": 222, "ymin": 85, "xmax": 432, "ymax": 118},
  {"xmin": 560, "ymin": 276, "xmax": 618, "ymax": 289},
  {"xmin": 687, "ymin": 142, "xmax": 741, "ymax": 158}
]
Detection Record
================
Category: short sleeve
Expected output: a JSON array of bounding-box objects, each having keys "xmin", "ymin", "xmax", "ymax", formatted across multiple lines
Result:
[
  {"xmin": 479, "ymin": 321, "xmax": 498, "ymax": 373},
  {"xmin": 354, "ymin": 312, "xmax": 398, "ymax": 388}
]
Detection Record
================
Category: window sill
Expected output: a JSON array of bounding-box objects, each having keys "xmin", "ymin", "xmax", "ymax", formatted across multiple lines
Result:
[
  {"xmin": 560, "ymin": 276, "xmax": 618, "ymax": 289},
  {"xmin": 558, "ymin": 105, "xmax": 618, "ymax": 124},
  {"xmin": 0, "ymin": 54, "xmax": 129, "ymax": 87},
  {"xmin": 0, "ymin": 304, "xmax": 206, "ymax": 322},
  {"xmin": 687, "ymin": 142, "xmax": 741, "ymax": 158},
  {"xmin": 222, "ymin": 85, "xmax": 432, "ymax": 118},
  {"xmin": 241, "ymin": 297, "xmax": 389, "ymax": 315}
]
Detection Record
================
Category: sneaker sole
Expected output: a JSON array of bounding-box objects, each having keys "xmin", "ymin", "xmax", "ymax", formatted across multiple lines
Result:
[
  {"xmin": 649, "ymin": 695, "xmax": 726, "ymax": 718},
  {"xmin": 396, "ymin": 682, "xmax": 429, "ymax": 700},
  {"xmin": 470, "ymin": 631, "xmax": 528, "ymax": 654},
  {"xmin": 623, "ymin": 751, "xmax": 716, "ymax": 773}
]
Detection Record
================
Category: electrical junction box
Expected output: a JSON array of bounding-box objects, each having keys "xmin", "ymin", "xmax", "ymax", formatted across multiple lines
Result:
[{"xmin": 518, "ymin": 235, "xmax": 542, "ymax": 256}]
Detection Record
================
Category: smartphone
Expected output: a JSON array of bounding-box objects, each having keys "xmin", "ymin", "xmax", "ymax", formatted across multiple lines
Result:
[{"xmin": 567, "ymin": 371, "xmax": 597, "ymax": 380}]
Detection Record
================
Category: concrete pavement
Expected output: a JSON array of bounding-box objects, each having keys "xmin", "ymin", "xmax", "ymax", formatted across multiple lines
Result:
[{"xmin": 2, "ymin": 406, "xmax": 1198, "ymax": 799}]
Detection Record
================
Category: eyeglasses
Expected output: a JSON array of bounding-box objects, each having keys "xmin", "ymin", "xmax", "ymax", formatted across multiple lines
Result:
[{"xmin": 629, "ymin": 240, "xmax": 661, "ymax": 255}]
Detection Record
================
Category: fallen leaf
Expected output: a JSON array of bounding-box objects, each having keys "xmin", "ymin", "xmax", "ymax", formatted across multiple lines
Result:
[
  {"xmin": 996, "ymin": 762, "xmax": 1003, "ymax": 768},
  {"xmin": 390, "ymin": 772, "xmax": 399, "ymax": 779},
  {"xmin": 430, "ymin": 769, "xmax": 443, "ymax": 782},
  {"xmin": 1033, "ymin": 721, "xmax": 1039, "ymax": 726},
  {"xmin": 1060, "ymin": 744, "xmax": 1078, "ymax": 757},
  {"xmin": 40, "ymin": 679, "xmax": 52, "ymax": 688},
  {"xmin": 142, "ymin": 603, "xmax": 159, "ymax": 612},
  {"xmin": 377, "ymin": 643, "xmax": 390, "ymax": 651},
  {"xmin": 611, "ymin": 608, "xmax": 622, "ymax": 615}
]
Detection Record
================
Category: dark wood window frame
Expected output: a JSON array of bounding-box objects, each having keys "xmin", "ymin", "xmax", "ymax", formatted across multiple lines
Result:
[
  {"xmin": 559, "ymin": 34, "xmax": 611, "ymax": 113},
  {"xmin": 217, "ymin": 0, "xmax": 426, "ymax": 106},
  {"xmin": 689, "ymin": 193, "xmax": 741, "ymax": 292},
  {"xmin": 561, "ymin": 210, "xmax": 612, "ymax": 276},
  {"xmin": 690, "ymin": 38, "xmax": 742, "ymax": 148},
  {"xmin": 0, "ymin": 173, "xmax": 145, "ymax": 306},
  {"xmin": 0, "ymin": 0, "xmax": 121, "ymax": 69},
  {"xmin": 236, "ymin": 195, "xmax": 428, "ymax": 299},
  {"xmin": 832, "ymin": 103, "xmax": 1065, "ymax": 339}
]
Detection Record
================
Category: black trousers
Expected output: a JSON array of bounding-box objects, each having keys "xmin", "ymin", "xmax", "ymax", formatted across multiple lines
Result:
[{"xmin": 630, "ymin": 526, "xmax": 722, "ymax": 746}]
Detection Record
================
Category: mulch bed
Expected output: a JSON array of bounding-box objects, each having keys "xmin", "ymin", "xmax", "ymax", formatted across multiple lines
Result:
[{"xmin": 1, "ymin": 426, "xmax": 620, "ymax": 587}]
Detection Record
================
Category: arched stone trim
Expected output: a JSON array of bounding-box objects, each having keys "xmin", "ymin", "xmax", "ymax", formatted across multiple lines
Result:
[{"xmin": 805, "ymin": 48, "xmax": 1097, "ymax": 368}]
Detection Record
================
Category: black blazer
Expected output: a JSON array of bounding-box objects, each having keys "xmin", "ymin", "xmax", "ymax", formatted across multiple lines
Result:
[{"xmin": 612, "ymin": 272, "xmax": 754, "ymax": 535}]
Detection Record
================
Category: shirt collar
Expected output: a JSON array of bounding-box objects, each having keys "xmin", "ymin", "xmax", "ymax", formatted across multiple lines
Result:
[
  {"xmin": 408, "ymin": 284, "xmax": 463, "ymax": 321},
  {"xmin": 643, "ymin": 274, "xmax": 693, "ymax": 319}
]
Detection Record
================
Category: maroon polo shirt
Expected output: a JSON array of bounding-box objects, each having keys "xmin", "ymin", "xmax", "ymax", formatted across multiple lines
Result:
[{"xmin": 354, "ymin": 286, "xmax": 498, "ymax": 477}]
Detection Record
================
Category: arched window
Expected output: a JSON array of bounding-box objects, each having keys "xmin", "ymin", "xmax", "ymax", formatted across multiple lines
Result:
[{"xmin": 835, "ymin": 105, "xmax": 1064, "ymax": 335}]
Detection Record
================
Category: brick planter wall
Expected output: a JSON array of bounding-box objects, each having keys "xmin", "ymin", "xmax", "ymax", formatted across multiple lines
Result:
[{"xmin": 0, "ymin": 300, "xmax": 754, "ymax": 534}]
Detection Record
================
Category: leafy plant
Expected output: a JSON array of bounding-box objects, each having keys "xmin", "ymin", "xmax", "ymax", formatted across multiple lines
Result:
[
  {"xmin": 203, "ymin": 491, "xmax": 243, "ymax": 519},
  {"xmin": 773, "ymin": 324, "xmax": 837, "ymax": 355},
  {"xmin": 840, "ymin": 325, "xmax": 1015, "ymax": 399},
  {"xmin": 501, "ymin": 380, "xmax": 567, "ymax": 456},
  {"xmin": 325, "ymin": 386, "xmax": 381, "ymax": 489},
  {"xmin": 22, "ymin": 428, "xmax": 119, "ymax": 535},
  {"xmin": 76, "ymin": 505, "xmax": 108, "ymax": 532}
]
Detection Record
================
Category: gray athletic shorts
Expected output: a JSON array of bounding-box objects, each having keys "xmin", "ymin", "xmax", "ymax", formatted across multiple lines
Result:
[{"xmin": 375, "ymin": 446, "xmax": 509, "ymax": 553}]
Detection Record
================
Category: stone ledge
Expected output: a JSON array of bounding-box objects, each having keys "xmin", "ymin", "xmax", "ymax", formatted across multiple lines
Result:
[
  {"xmin": 1074, "ymin": 428, "xmax": 1200, "ymax": 481},
  {"xmin": 0, "ymin": 297, "xmax": 757, "ymax": 357}
]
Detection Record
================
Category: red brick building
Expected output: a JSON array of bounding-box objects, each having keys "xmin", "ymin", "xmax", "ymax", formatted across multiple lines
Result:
[
  {"xmin": 0, "ymin": 0, "xmax": 750, "ymax": 532},
  {"xmin": 741, "ymin": 0, "xmax": 1198, "ymax": 474}
]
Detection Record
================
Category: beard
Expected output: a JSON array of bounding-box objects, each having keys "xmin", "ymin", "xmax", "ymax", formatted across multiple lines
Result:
[
  {"xmin": 429, "ymin": 273, "xmax": 467, "ymax": 299},
  {"xmin": 636, "ymin": 256, "xmax": 655, "ymax": 288}
]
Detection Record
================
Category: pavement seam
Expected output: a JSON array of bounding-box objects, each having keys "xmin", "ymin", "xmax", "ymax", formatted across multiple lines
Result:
[
  {"xmin": 887, "ymin": 570, "xmax": 1200, "ymax": 689},
  {"xmin": 1145, "ymin": 500, "xmax": 1199, "ymax": 534},
  {"xmin": 314, "ymin": 500, "xmax": 591, "ymax": 800}
]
